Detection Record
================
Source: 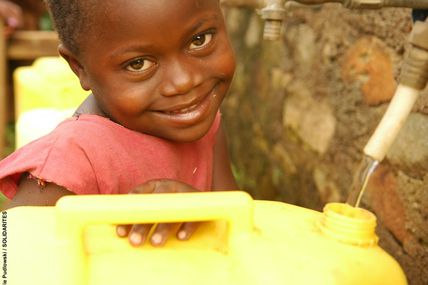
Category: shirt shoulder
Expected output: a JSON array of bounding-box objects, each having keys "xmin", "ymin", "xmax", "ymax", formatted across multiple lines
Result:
[{"xmin": 0, "ymin": 115, "xmax": 118, "ymax": 198}]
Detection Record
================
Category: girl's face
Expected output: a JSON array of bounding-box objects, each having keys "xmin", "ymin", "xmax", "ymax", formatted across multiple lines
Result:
[{"xmin": 72, "ymin": 0, "xmax": 236, "ymax": 142}]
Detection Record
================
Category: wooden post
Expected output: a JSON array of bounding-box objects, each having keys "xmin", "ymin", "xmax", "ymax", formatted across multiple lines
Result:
[{"xmin": 0, "ymin": 22, "xmax": 6, "ymax": 157}]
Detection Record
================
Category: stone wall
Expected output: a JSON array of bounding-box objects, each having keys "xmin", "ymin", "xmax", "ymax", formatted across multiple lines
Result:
[{"xmin": 222, "ymin": 4, "xmax": 427, "ymax": 284}]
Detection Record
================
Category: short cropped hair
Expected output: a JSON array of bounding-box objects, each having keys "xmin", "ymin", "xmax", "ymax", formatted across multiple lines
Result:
[{"xmin": 44, "ymin": 0, "xmax": 96, "ymax": 55}]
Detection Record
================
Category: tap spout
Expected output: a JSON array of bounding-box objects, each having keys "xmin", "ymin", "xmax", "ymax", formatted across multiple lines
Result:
[
  {"xmin": 261, "ymin": 0, "xmax": 287, "ymax": 40},
  {"xmin": 363, "ymin": 19, "xmax": 428, "ymax": 162}
]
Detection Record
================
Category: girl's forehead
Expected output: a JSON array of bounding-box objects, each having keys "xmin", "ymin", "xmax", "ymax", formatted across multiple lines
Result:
[
  {"xmin": 77, "ymin": 0, "xmax": 224, "ymax": 55},
  {"xmin": 86, "ymin": 0, "xmax": 222, "ymax": 31},
  {"xmin": 85, "ymin": 0, "xmax": 220, "ymax": 14}
]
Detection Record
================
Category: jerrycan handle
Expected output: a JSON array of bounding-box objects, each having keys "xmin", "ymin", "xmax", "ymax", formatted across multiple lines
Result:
[
  {"xmin": 56, "ymin": 191, "xmax": 254, "ymax": 235},
  {"xmin": 55, "ymin": 191, "xmax": 254, "ymax": 285}
]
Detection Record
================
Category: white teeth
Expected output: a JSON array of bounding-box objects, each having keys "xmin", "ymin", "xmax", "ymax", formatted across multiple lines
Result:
[{"xmin": 167, "ymin": 103, "xmax": 198, "ymax": 114}]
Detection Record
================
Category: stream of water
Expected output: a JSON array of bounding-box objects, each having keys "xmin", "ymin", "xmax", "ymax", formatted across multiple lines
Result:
[{"xmin": 346, "ymin": 155, "xmax": 380, "ymax": 208}]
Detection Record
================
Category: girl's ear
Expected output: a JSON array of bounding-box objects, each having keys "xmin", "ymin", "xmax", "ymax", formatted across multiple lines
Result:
[{"xmin": 58, "ymin": 44, "xmax": 91, "ymax": 91}]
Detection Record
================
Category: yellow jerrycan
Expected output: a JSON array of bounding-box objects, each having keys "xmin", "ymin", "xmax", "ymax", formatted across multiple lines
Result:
[
  {"xmin": 2, "ymin": 191, "xmax": 407, "ymax": 285},
  {"xmin": 13, "ymin": 57, "xmax": 89, "ymax": 148},
  {"xmin": 14, "ymin": 56, "xmax": 88, "ymax": 117}
]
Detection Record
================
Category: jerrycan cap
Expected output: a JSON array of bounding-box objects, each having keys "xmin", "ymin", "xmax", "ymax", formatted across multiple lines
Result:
[{"xmin": 319, "ymin": 203, "xmax": 379, "ymax": 247}]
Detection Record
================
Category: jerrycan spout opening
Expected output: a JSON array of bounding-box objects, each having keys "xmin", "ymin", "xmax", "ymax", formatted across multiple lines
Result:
[{"xmin": 319, "ymin": 203, "xmax": 379, "ymax": 247}]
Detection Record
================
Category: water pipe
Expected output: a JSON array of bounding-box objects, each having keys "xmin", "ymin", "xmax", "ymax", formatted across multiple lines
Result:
[
  {"xmin": 221, "ymin": 0, "xmax": 428, "ymax": 40},
  {"xmin": 345, "ymin": 17, "xmax": 428, "ymax": 207},
  {"xmin": 291, "ymin": 0, "xmax": 428, "ymax": 9},
  {"xmin": 363, "ymin": 18, "xmax": 428, "ymax": 162}
]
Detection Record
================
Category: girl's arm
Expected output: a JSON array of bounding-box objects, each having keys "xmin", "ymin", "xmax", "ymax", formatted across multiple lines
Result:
[
  {"xmin": 3, "ymin": 124, "xmax": 237, "ymax": 245},
  {"xmin": 2, "ymin": 175, "xmax": 74, "ymax": 209},
  {"xmin": 212, "ymin": 123, "xmax": 238, "ymax": 191},
  {"xmin": 117, "ymin": 124, "xmax": 239, "ymax": 247}
]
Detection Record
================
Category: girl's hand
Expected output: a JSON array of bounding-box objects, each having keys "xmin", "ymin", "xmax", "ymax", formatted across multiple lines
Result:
[
  {"xmin": 0, "ymin": 1, "xmax": 23, "ymax": 38},
  {"xmin": 116, "ymin": 179, "xmax": 201, "ymax": 247}
]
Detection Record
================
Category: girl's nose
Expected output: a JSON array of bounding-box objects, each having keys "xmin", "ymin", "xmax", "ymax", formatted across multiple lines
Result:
[{"xmin": 159, "ymin": 58, "xmax": 202, "ymax": 96}]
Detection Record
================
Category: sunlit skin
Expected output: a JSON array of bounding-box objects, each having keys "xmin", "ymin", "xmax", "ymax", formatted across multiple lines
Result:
[
  {"xmin": 63, "ymin": 0, "xmax": 236, "ymax": 142},
  {"xmin": 5, "ymin": 0, "xmax": 238, "ymax": 247}
]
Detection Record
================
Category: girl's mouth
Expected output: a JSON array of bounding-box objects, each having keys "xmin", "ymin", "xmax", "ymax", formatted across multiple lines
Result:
[{"xmin": 153, "ymin": 86, "xmax": 218, "ymax": 126}]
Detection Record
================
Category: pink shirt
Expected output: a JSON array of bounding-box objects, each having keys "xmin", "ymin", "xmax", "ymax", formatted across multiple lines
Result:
[{"xmin": 0, "ymin": 113, "xmax": 220, "ymax": 199}]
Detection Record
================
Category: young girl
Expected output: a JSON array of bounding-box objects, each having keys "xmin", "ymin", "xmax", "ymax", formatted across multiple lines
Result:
[{"xmin": 0, "ymin": 0, "xmax": 238, "ymax": 247}]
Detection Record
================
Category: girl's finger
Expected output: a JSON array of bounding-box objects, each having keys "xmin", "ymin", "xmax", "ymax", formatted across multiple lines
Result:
[
  {"xmin": 0, "ymin": 2, "xmax": 23, "ymax": 27},
  {"xmin": 150, "ymin": 223, "xmax": 178, "ymax": 247},
  {"xmin": 130, "ymin": 180, "xmax": 157, "ymax": 194},
  {"xmin": 129, "ymin": 224, "xmax": 153, "ymax": 246},
  {"xmin": 116, "ymin": 224, "xmax": 132, "ymax": 237},
  {"xmin": 131, "ymin": 179, "xmax": 199, "ymax": 194},
  {"xmin": 176, "ymin": 222, "xmax": 200, "ymax": 241}
]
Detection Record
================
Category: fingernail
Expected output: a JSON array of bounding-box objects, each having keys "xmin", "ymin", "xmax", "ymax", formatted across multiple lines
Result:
[
  {"xmin": 130, "ymin": 233, "xmax": 142, "ymax": 245},
  {"xmin": 177, "ymin": 230, "xmax": 187, "ymax": 240},
  {"xmin": 151, "ymin": 233, "xmax": 163, "ymax": 245},
  {"xmin": 7, "ymin": 18, "xmax": 18, "ymax": 27},
  {"xmin": 116, "ymin": 226, "xmax": 126, "ymax": 237}
]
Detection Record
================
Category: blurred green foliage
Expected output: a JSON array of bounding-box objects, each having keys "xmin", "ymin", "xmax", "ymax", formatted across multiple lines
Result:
[
  {"xmin": 39, "ymin": 12, "xmax": 53, "ymax": 31},
  {"xmin": 4, "ymin": 122, "xmax": 15, "ymax": 157},
  {"xmin": 0, "ymin": 193, "xmax": 6, "ymax": 209}
]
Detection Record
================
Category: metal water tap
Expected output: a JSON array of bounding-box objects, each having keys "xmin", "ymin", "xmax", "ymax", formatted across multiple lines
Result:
[
  {"xmin": 220, "ymin": 0, "xmax": 287, "ymax": 40},
  {"xmin": 260, "ymin": 0, "xmax": 287, "ymax": 40},
  {"xmin": 221, "ymin": 0, "xmax": 288, "ymax": 40},
  {"xmin": 399, "ymin": 19, "xmax": 428, "ymax": 90}
]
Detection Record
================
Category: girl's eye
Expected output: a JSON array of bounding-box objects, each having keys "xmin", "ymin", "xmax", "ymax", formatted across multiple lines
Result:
[
  {"xmin": 126, "ymin": 58, "xmax": 156, "ymax": 72},
  {"xmin": 189, "ymin": 33, "xmax": 213, "ymax": 50}
]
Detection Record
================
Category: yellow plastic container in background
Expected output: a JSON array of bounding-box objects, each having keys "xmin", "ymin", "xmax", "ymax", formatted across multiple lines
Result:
[
  {"xmin": 13, "ymin": 57, "xmax": 89, "ymax": 148},
  {"xmin": 3, "ymin": 191, "xmax": 407, "ymax": 285},
  {"xmin": 14, "ymin": 56, "xmax": 88, "ymax": 117},
  {"xmin": 15, "ymin": 108, "xmax": 73, "ymax": 148}
]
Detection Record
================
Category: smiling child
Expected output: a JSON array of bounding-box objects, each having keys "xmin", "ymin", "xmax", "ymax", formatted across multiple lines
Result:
[{"xmin": 0, "ymin": 0, "xmax": 238, "ymax": 247}]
